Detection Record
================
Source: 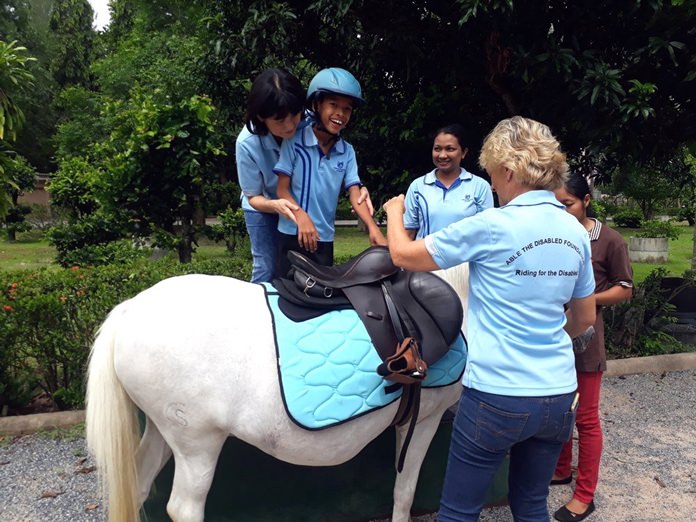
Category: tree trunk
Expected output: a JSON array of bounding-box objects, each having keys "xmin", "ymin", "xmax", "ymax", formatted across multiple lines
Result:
[{"xmin": 7, "ymin": 229, "xmax": 16, "ymax": 241}]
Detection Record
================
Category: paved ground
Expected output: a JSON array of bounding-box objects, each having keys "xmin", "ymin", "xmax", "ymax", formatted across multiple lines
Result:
[{"xmin": 1, "ymin": 370, "xmax": 695, "ymax": 521}]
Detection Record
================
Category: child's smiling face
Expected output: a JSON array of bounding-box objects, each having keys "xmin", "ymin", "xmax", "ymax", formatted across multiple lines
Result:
[{"xmin": 314, "ymin": 94, "xmax": 354, "ymax": 134}]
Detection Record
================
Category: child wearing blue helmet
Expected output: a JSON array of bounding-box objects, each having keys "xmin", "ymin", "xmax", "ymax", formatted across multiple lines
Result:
[
  {"xmin": 274, "ymin": 67, "xmax": 386, "ymax": 277},
  {"xmin": 236, "ymin": 68, "xmax": 373, "ymax": 283}
]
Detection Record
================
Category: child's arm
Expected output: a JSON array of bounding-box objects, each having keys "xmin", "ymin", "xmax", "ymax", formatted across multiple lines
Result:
[
  {"xmin": 277, "ymin": 174, "xmax": 320, "ymax": 253},
  {"xmin": 348, "ymin": 185, "xmax": 387, "ymax": 246}
]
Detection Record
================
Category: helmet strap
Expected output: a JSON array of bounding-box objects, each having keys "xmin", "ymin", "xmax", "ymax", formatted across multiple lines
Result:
[{"xmin": 313, "ymin": 123, "xmax": 339, "ymax": 152}]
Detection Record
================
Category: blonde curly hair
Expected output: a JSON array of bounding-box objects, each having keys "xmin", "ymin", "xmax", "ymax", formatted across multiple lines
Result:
[{"xmin": 479, "ymin": 116, "xmax": 568, "ymax": 190}]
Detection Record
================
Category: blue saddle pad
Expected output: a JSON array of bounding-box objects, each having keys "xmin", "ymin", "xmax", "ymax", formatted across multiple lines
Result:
[{"xmin": 262, "ymin": 283, "xmax": 467, "ymax": 430}]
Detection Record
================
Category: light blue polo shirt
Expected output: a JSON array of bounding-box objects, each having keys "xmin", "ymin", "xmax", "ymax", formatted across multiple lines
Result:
[
  {"xmin": 404, "ymin": 168, "xmax": 494, "ymax": 237},
  {"xmin": 235, "ymin": 124, "xmax": 282, "ymax": 212},
  {"xmin": 274, "ymin": 125, "xmax": 361, "ymax": 241},
  {"xmin": 425, "ymin": 190, "xmax": 595, "ymax": 396}
]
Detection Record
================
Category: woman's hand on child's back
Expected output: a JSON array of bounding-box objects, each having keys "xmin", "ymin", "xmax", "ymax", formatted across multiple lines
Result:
[{"xmin": 272, "ymin": 199, "xmax": 300, "ymax": 223}]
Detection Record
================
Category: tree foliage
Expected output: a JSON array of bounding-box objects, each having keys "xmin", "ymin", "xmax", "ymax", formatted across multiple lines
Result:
[
  {"xmin": 49, "ymin": 0, "xmax": 95, "ymax": 88},
  {"xmin": 7, "ymin": 0, "xmax": 695, "ymax": 261}
]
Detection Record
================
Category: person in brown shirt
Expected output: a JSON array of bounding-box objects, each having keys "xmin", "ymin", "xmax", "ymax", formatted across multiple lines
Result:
[{"xmin": 551, "ymin": 172, "xmax": 633, "ymax": 522}]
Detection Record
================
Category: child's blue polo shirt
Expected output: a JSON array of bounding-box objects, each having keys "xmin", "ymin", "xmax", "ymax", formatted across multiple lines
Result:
[
  {"xmin": 274, "ymin": 125, "xmax": 361, "ymax": 241},
  {"xmin": 404, "ymin": 168, "xmax": 494, "ymax": 237},
  {"xmin": 235, "ymin": 125, "xmax": 282, "ymax": 213},
  {"xmin": 424, "ymin": 190, "xmax": 595, "ymax": 397}
]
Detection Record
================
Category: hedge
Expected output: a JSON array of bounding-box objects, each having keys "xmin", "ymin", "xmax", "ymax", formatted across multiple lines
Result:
[{"xmin": 0, "ymin": 257, "xmax": 251, "ymax": 412}]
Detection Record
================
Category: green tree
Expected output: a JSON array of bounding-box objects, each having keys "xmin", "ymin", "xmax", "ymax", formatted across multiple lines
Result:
[
  {"xmin": 49, "ymin": 0, "xmax": 95, "ymax": 88},
  {"xmin": 97, "ymin": 93, "xmax": 226, "ymax": 262},
  {"xmin": 0, "ymin": 154, "xmax": 36, "ymax": 240},
  {"xmin": 0, "ymin": 39, "xmax": 35, "ymax": 217}
]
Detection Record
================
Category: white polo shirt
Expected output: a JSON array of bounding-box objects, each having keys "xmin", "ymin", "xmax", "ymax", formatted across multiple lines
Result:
[
  {"xmin": 404, "ymin": 168, "xmax": 494, "ymax": 237},
  {"xmin": 274, "ymin": 125, "xmax": 361, "ymax": 241},
  {"xmin": 425, "ymin": 190, "xmax": 595, "ymax": 396}
]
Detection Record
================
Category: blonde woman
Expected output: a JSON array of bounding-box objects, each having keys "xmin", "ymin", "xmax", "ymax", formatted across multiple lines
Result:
[{"xmin": 384, "ymin": 116, "xmax": 596, "ymax": 521}]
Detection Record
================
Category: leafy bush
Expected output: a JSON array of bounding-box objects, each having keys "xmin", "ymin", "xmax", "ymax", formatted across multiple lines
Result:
[
  {"xmin": 604, "ymin": 268, "xmax": 693, "ymax": 359},
  {"xmin": 0, "ymin": 256, "xmax": 251, "ymax": 412},
  {"xmin": 206, "ymin": 208, "xmax": 248, "ymax": 253},
  {"xmin": 46, "ymin": 211, "xmax": 129, "ymax": 267},
  {"xmin": 611, "ymin": 207, "xmax": 643, "ymax": 228},
  {"xmin": 636, "ymin": 219, "xmax": 681, "ymax": 240},
  {"xmin": 589, "ymin": 199, "xmax": 606, "ymax": 222}
]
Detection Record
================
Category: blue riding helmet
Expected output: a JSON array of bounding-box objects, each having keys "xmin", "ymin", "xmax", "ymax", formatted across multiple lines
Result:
[{"xmin": 307, "ymin": 68, "xmax": 365, "ymax": 106}]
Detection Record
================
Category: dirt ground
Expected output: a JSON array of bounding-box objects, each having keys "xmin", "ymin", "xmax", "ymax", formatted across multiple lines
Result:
[{"xmin": 377, "ymin": 370, "xmax": 696, "ymax": 522}]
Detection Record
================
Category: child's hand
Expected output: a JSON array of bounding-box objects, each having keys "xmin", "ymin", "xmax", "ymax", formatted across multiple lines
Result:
[
  {"xmin": 369, "ymin": 228, "xmax": 388, "ymax": 247},
  {"xmin": 296, "ymin": 212, "xmax": 319, "ymax": 252},
  {"xmin": 272, "ymin": 199, "xmax": 299, "ymax": 223}
]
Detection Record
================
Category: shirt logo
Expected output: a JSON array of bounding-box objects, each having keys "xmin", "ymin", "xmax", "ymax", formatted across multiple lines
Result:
[{"xmin": 335, "ymin": 161, "xmax": 346, "ymax": 173}]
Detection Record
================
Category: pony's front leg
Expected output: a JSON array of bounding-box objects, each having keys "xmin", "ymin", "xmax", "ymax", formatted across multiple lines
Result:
[
  {"xmin": 166, "ymin": 430, "xmax": 227, "ymax": 522},
  {"xmin": 391, "ymin": 411, "xmax": 444, "ymax": 522}
]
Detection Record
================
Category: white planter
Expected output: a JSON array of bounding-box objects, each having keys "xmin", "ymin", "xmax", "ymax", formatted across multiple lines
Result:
[{"xmin": 629, "ymin": 237, "xmax": 668, "ymax": 263}]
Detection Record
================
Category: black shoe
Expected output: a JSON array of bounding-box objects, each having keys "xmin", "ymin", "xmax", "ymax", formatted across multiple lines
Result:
[
  {"xmin": 550, "ymin": 475, "xmax": 572, "ymax": 485},
  {"xmin": 553, "ymin": 501, "xmax": 596, "ymax": 522}
]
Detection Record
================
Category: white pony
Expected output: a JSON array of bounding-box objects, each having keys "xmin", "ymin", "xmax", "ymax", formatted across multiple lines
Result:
[{"xmin": 85, "ymin": 264, "xmax": 469, "ymax": 522}]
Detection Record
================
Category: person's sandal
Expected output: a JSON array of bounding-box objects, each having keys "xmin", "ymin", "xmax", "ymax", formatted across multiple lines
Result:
[
  {"xmin": 553, "ymin": 501, "xmax": 595, "ymax": 522},
  {"xmin": 550, "ymin": 475, "xmax": 572, "ymax": 485}
]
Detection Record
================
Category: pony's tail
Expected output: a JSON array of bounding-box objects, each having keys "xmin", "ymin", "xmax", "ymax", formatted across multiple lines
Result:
[{"xmin": 86, "ymin": 303, "xmax": 140, "ymax": 522}]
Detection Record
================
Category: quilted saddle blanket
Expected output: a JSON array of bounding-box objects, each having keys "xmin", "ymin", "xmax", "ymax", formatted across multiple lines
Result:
[{"xmin": 262, "ymin": 283, "xmax": 467, "ymax": 430}]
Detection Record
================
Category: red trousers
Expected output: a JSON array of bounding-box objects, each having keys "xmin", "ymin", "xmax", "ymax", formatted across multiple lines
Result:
[{"xmin": 554, "ymin": 371, "xmax": 603, "ymax": 504}]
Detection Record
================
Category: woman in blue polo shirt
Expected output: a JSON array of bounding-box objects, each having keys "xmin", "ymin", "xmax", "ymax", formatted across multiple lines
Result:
[
  {"xmin": 384, "ymin": 116, "xmax": 597, "ymax": 522},
  {"xmin": 404, "ymin": 124, "xmax": 493, "ymax": 239}
]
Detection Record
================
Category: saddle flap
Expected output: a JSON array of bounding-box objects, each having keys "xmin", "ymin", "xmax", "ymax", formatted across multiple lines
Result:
[
  {"xmin": 392, "ymin": 271, "xmax": 463, "ymax": 364},
  {"xmin": 288, "ymin": 246, "xmax": 399, "ymax": 289}
]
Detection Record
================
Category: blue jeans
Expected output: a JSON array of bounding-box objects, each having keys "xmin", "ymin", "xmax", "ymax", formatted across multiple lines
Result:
[
  {"xmin": 438, "ymin": 387, "xmax": 576, "ymax": 522},
  {"xmin": 244, "ymin": 210, "xmax": 279, "ymax": 283}
]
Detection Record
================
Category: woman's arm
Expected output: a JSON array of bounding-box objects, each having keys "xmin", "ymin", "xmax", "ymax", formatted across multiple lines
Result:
[
  {"xmin": 595, "ymin": 285, "xmax": 632, "ymax": 306},
  {"xmin": 247, "ymin": 195, "xmax": 298, "ymax": 222},
  {"xmin": 277, "ymin": 175, "xmax": 319, "ymax": 252},
  {"xmin": 384, "ymin": 195, "xmax": 439, "ymax": 271},
  {"xmin": 565, "ymin": 294, "xmax": 597, "ymax": 339}
]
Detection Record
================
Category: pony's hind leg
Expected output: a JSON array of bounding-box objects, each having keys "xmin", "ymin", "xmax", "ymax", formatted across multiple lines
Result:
[
  {"xmin": 166, "ymin": 429, "xmax": 227, "ymax": 522},
  {"xmin": 135, "ymin": 417, "xmax": 172, "ymax": 505}
]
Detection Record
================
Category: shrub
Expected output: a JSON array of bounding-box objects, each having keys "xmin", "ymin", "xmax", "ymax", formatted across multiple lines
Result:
[
  {"xmin": 636, "ymin": 219, "xmax": 681, "ymax": 240},
  {"xmin": 206, "ymin": 208, "xmax": 248, "ymax": 253},
  {"xmin": 589, "ymin": 199, "xmax": 606, "ymax": 222},
  {"xmin": 604, "ymin": 268, "xmax": 693, "ymax": 359},
  {"xmin": 611, "ymin": 207, "xmax": 643, "ymax": 228},
  {"xmin": 0, "ymin": 256, "xmax": 251, "ymax": 412}
]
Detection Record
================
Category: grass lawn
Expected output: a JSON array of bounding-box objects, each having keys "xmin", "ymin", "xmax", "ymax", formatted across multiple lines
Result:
[
  {"xmin": 0, "ymin": 230, "xmax": 57, "ymax": 271},
  {"xmin": 2, "ymin": 225, "xmax": 694, "ymax": 284}
]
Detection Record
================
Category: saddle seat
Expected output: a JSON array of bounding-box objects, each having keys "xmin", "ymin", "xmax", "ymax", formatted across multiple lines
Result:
[{"xmin": 288, "ymin": 245, "xmax": 399, "ymax": 296}]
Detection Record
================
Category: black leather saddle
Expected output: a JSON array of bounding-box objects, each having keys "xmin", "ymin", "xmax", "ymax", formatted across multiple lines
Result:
[{"xmin": 272, "ymin": 246, "xmax": 464, "ymax": 378}]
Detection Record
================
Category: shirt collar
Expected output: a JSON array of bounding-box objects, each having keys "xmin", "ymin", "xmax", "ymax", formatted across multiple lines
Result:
[
  {"xmin": 424, "ymin": 168, "xmax": 473, "ymax": 185},
  {"xmin": 259, "ymin": 131, "xmax": 280, "ymax": 152},
  {"xmin": 588, "ymin": 218, "xmax": 602, "ymax": 241},
  {"xmin": 503, "ymin": 190, "xmax": 565, "ymax": 209},
  {"xmin": 302, "ymin": 125, "xmax": 346, "ymax": 154}
]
